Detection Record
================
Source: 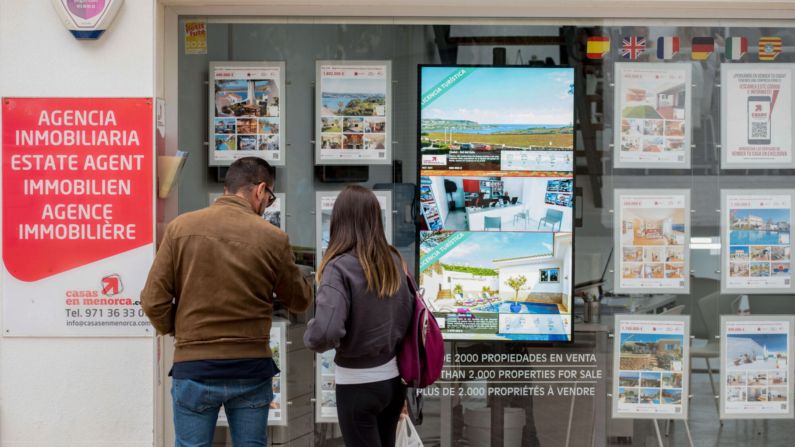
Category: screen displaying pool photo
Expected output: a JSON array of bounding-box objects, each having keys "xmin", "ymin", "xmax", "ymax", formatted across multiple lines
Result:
[
  {"xmin": 723, "ymin": 192, "xmax": 793, "ymax": 292},
  {"xmin": 419, "ymin": 231, "xmax": 572, "ymax": 341},
  {"xmin": 419, "ymin": 66, "xmax": 574, "ymax": 173}
]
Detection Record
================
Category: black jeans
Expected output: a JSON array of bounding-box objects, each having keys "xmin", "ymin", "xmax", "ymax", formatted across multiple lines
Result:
[{"xmin": 336, "ymin": 376, "xmax": 405, "ymax": 447}]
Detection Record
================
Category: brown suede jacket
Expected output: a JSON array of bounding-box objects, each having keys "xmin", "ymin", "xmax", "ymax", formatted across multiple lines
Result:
[{"xmin": 141, "ymin": 195, "xmax": 313, "ymax": 363}]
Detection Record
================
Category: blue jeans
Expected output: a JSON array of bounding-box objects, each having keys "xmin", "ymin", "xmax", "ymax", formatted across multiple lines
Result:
[{"xmin": 172, "ymin": 378, "xmax": 273, "ymax": 447}]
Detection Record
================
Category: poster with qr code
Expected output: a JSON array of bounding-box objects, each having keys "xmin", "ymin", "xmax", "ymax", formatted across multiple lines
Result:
[
  {"xmin": 722, "ymin": 64, "xmax": 795, "ymax": 170},
  {"xmin": 613, "ymin": 63, "xmax": 692, "ymax": 169},
  {"xmin": 315, "ymin": 61, "xmax": 392, "ymax": 165},
  {"xmin": 720, "ymin": 190, "xmax": 795, "ymax": 294}
]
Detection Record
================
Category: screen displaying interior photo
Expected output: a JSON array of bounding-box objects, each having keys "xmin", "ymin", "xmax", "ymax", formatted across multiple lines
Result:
[
  {"xmin": 419, "ymin": 175, "xmax": 573, "ymax": 232},
  {"xmin": 419, "ymin": 66, "xmax": 574, "ymax": 172}
]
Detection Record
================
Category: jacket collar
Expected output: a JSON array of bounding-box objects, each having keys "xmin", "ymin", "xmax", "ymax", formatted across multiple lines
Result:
[{"xmin": 212, "ymin": 194, "xmax": 258, "ymax": 215}]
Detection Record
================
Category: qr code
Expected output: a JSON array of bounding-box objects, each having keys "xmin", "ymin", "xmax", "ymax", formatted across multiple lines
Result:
[
  {"xmin": 677, "ymin": 155, "xmax": 684, "ymax": 162},
  {"xmin": 378, "ymin": 152, "xmax": 385, "ymax": 158},
  {"xmin": 752, "ymin": 121, "xmax": 769, "ymax": 138},
  {"xmin": 274, "ymin": 411, "xmax": 281, "ymax": 418},
  {"xmin": 680, "ymin": 281, "xmax": 685, "ymax": 287},
  {"xmin": 782, "ymin": 404, "xmax": 787, "ymax": 410},
  {"xmin": 786, "ymin": 279, "xmax": 791, "ymax": 285},
  {"xmin": 675, "ymin": 407, "xmax": 681, "ymax": 413},
  {"xmin": 273, "ymin": 153, "xmax": 279, "ymax": 160}
]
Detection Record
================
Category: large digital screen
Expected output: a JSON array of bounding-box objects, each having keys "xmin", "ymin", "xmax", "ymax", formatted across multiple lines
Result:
[{"xmin": 418, "ymin": 65, "xmax": 575, "ymax": 342}]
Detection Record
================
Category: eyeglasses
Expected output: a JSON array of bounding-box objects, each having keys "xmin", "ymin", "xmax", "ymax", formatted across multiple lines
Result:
[{"xmin": 253, "ymin": 182, "xmax": 277, "ymax": 208}]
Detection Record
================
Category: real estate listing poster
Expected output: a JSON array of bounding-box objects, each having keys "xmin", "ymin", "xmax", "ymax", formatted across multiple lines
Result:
[
  {"xmin": 315, "ymin": 190, "xmax": 392, "ymax": 269},
  {"xmin": 614, "ymin": 189, "xmax": 691, "ymax": 294},
  {"xmin": 419, "ymin": 231, "xmax": 572, "ymax": 341},
  {"xmin": 611, "ymin": 315, "xmax": 690, "ymax": 420},
  {"xmin": 268, "ymin": 320, "xmax": 287, "ymax": 425},
  {"xmin": 316, "ymin": 350, "xmax": 339, "ymax": 423},
  {"xmin": 719, "ymin": 316, "xmax": 794, "ymax": 420},
  {"xmin": 419, "ymin": 66, "xmax": 574, "ymax": 173},
  {"xmin": 315, "ymin": 61, "xmax": 392, "ymax": 165},
  {"xmin": 613, "ymin": 63, "xmax": 692, "ymax": 169},
  {"xmin": 721, "ymin": 64, "xmax": 795, "ymax": 170},
  {"xmin": 720, "ymin": 190, "xmax": 794, "ymax": 294},
  {"xmin": 209, "ymin": 192, "xmax": 286, "ymax": 230},
  {"xmin": 208, "ymin": 61, "xmax": 285, "ymax": 167}
]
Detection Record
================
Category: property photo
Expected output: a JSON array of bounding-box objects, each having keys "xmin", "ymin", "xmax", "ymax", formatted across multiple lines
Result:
[
  {"xmin": 365, "ymin": 117, "xmax": 386, "ymax": 133},
  {"xmin": 730, "ymin": 262, "xmax": 750, "ymax": 277},
  {"xmin": 621, "ymin": 207, "xmax": 686, "ymax": 246},
  {"xmin": 727, "ymin": 371, "xmax": 746, "ymax": 386},
  {"xmin": 619, "ymin": 371, "xmax": 640, "ymax": 387},
  {"xmin": 665, "ymin": 120, "xmax": 686, "ymax": 136},
  {"xmin": 622, "ymin": 118, "xmax": 642, "ymax": 136},
  {"xmin": 644, "ymin": 120, "xmax": 663, "ymax": 136},
  {"xmin": 748, "ymin": 372, "xmax": 768, "ymax": 386},
  {"xmin": 365, "ymin": 134, "xmax": 386, "ymax": 149},
  {"xmin": 320, "ymin": 351, "xmax": 336, "ymax": 375},
  {"xmin": 258, "ymin": 134, "xmax": 279, "ymax": 151},
  {"xmin": 321, "ymin": 391, "xmax": 337, "ymax": 410},
  {"xmin": 751, "ymin": 262, "xmax": 770, "ymax": 277},
  {"xmin": 421, "ymin": 176, "xmax": 573, "ymax": 232},
  {"xmin": 726, "ymin": 333, "xmax": 788, "ymax": 370},
  {"xmin": 620, "ymin": 333, "xmax": 684, "ymax": 372},
  {"xmin": 236, "ymin": 118, "xmax": 257, "ymax": 134},
  {"xmin": 343, "ymin": 117, "xmax": 364, "ymax": 133},
  {"xmin": 770, "ymin": 386, "xmax": 788, "ymax": 401},
  {"xmin": 621, "ymin": 136, "xmax": 640, "ymax": 152},
  {"xmin": 727, "ymin": 386, "xmax": 747, "ymax": 402},
  {"xmin": 643, "ymin": 247, "xmax": 663, "ymax": 263},
  {"xmin": 665, "ymin": 138, "xmax": 685, "ymax": 152},
  {"xmin": 730, "ymin": 246, "xmax": 750, "ymax": 260},
  {"xmin": 771, "ymin": 245, "xmax": 791, "ymax": 261},
  {"xmin": 751, "ymin": 246, "xmax": 770, "ymax": 261},
  {"xmin": 619, "ymin": 387, "xmax": 639, "ymax": 404},
  {"xmin": 622, "ymin": 265, "xmax": 643, "ymax": 279},
  {"xmin": 666, "ymin": 246, "xmax": 685, "ymax": 262},
  {"xmin": 623, "ymin": 247, "xmax": 643, "ymax": 262},
  {"xmin": 640, "ymin": 388, "xmax": 661, "ymax": 404},
  {"xmin": 215, "ymin": 78, "xmax": 279, "ymax": 118},
  {"xmin": 642, "ymin": 136, "xmax": 664, "ymax": 152},
  {"xmin": 665, "ymin": 263, "xmax": 684, "ymax": 278},
  {"xmin": 321, "ymin": 134, "xmax": 342, "ymax": 149},
  {"xmin": 258, "ymin": 117, "xmax": 279, "ymax": 134},
  {"xmin": 321, "ymin": 77, "xmax": 386, "ymax": 117},
  {"xmin": 769, "ymin": 371, "xmax": 787, "ymax": 385},
  {"xmin": 237, "ymin": 135, "xmax": 257, "ymax": 151},
  {"xmin": 419, "ymin": 231, "xmax": 573, "ymax": 338},
  {"xmin": 214, "ymin": 135, "xmax": 235, "ymax": 151},
  {"xmin": 214, "ymin": 118, "xmax": 235, "ymax": 134},
  {"xmin": 643, "ymin": 263, "xmax": 664, "ymax": 279},
  {"xmin": 621, "ymin": 75, "xmax": 687, "ymax": 121},
  {"xmin": 662, "ymin": 389, "xmax": 683, "ymax": 404},
  {"xmin": 343, "ymin": 133, "xmax": 364, "ymax": 149},
  {"xmin": 641, "ymin": 372, "xmax": 662, "ymax": 388},
  {"xmin": 662, "ymin": 372, "xmax": 683, "ymax": 388},
  {"xmin": 748, "ymin": 386, "xmax": 768, "ymax": 402},
  {"xmin": 321, "ymin": 117, "xmax": 342, "ymax": 132}
]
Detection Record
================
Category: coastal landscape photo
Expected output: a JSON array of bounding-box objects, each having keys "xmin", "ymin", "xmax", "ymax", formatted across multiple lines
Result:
[
  {"xmin": 420, "ymin": 67, "xmax": 574, "ymax": 161},
  {"xmin": 320, "ymin": 78, "xmax": 386, "ymax": 117}
]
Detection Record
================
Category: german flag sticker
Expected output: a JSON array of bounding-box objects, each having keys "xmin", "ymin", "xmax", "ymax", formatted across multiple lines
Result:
[
  {"xmin": 692, "ymin": 37, "xmax": 714, "ymax": 60},
  {"xmin": 759, "ymin": 37, "xmax": 782, "ymax": 61},
  {"xmin": 587, "ymin": 37, "xmax": 610, "ymax": 59}
]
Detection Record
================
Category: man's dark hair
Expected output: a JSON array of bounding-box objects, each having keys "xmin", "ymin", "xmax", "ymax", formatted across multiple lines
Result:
[{"xmin": 225, "ymin": 157, "xmax": 275, "ymax": 195}]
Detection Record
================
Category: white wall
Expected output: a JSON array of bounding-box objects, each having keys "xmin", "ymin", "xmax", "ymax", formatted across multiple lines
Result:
[
  {"xmin": 0, "ymin": 1, "xmax": 155, "ymax": 446},
  {"xmin": 498, "ymin": 259, "xmax": 563, "ymax": 299},
  {"xmin": 524, "ymin": 178, "xmax": 573, "ymax": 230}
]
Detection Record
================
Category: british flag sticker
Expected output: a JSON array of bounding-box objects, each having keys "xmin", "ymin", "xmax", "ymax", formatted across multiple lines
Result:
[{"xmin": 622, "ymin": 37, "xmax": 646, "ymax": 59}]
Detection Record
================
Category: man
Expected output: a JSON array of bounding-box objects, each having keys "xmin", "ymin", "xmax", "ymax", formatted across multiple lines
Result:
[{"xmin": 142, "ymin": 157, "xmax": 313, "ymax": 446}]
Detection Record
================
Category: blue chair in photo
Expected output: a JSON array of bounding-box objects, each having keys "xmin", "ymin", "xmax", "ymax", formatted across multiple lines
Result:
[
  {"xmin": 538, "ymin": 209, "xmax": 564, "ymax": 231},
  {"xmin": 484, "ymin": 216, "xmax": 501, "ymax": 231}
]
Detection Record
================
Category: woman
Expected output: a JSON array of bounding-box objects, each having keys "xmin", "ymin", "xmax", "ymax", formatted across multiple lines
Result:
[{"xmin": 305, "ymin": 185, "xmax": 414, "ymax": 447}]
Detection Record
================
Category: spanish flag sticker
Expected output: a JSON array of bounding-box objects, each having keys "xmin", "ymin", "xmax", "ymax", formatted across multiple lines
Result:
[
  {"xmin": 691, "ymin": 37, "xmax": 714, "ymax": 60},
  {"xmin": 759, "ymin": 37, "xmax": 782, "ymax": 61},
  {"xmin": 587, "ymin": 37, "xmax": 610, "ymax": 59}
]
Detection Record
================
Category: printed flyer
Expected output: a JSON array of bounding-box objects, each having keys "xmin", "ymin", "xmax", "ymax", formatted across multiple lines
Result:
[
  {"xmin": 419, "ymin": 231, "xmax": 572, "ymax": 342},
  {"xmin": 612, "ymin": 316, "xmax": 690, "ymax": 419},
  {"xmin": 614, "ymin": 190, "xmax": 690, "ymax": 294},
  {"xmin": 721, "ymin": 65, "xmax": 794, "ymax": 170},
  {"xmin": 720, "ymin": 316, "xmax": 794, "ymax": 419},
  {"xmin": 614, "ymin": 63, "xmax": 692, "ymax": 169},
  {"xmin": 269, "ymin": 321, "xmax": 287, "ymax": 425},
  {"xmin": 721, "ymin": 190, "xmax": 793, "ymax": 293},
  {"xmin": 262, "ymin": 193, "xmax": 286, "ymax": 230},
  {"xmin": 316, "ymin": 350, "xmax": 339, "ymax": 422},
  {"xmin": 315, "ymin": 62, "xmax": 391, "ymax": 165},
  {"xmin": 209, "ymin": 62, "xmax": 285, "ymax": 166}
]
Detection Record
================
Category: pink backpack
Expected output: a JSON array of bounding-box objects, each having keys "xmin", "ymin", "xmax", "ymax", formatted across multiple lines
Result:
[{"xmin": 398, "ymin": 272, "xmax": 444, "ymax": 424}]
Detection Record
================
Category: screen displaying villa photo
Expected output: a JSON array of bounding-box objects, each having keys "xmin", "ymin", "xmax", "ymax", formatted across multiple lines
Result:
[
  {"xmin": 211, "ymin": 65, "xmax": 283, "ymax": 164},
  {"xmin": 725, "ymin": 194, "xmax": 791, "ymax": 290},
  {"xmin": 419, "ymin": 66, "xmax": 574, "ymax": 173},
  {"xmin": 419, "ymin": 176, "xmax": 573, "ymax": 233},
  {"xmin": 317, "ymin": 63, "xmax": 389, "ymax": 163},
  {"xmin": 419, "ymin": 231, "xmax": 572, "ymax": 341},
  {"xmin": 723, "ymin": 319, "xmax": 791, "ymax": 415},
  {"xmin": 615, "ymin": 318, "xmax": 686, "ymax": 416},
  {"xmin": 616, "ymin": 64, "xmax": 690, "ymax": 167},
  {"xmin": 618, "ymin": 193, "xmax": 688, "ymax": 291}
]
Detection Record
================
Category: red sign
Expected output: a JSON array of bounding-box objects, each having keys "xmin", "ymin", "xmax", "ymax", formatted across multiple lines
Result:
[{"xmin": 2, "ymin": 98, "xmax": 153, "ymax": 282}]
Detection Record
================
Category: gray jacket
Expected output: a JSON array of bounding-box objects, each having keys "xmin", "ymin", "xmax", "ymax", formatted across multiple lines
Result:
[{"xmin": 304, "ymin": 253, "xmax": 414, "ymax": 369}]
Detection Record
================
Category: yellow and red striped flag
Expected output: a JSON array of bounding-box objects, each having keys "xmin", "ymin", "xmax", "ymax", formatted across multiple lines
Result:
[
  {"xmin": 587, "ymin": 37, "xmax": 610, "ymax": 59},
  {"xmin": 759, "ymin": 37, "xmax": 782, "ymax": 61}
]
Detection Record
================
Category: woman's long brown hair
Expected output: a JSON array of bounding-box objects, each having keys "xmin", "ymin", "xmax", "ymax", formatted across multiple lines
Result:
[{"xmin": 316, "ymin": 185, "xmax": 405, "ymax": 297}]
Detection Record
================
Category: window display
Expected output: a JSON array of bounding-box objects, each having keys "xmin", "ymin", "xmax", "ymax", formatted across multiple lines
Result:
[
  {"xmin": 315, "ymin": 61, "xmax": 392, "ymax": 165},
  {"xmin": 614, "ymin": 190, "xmax": 690, "ymax": 294},
  {"xmin": 315, "ymin": 190, "xmax": 392, "ymax": 268},
  {"xmin": 613, "ymin": 63, "xmax": 692, "ymax": 169},
  {"xmin": 719, "ymin": 316, "xmax": 794, "ymax": 420},
  {"xmin": 208, "ymin": 62, "xmax": 285, "ymax": 166},
  {"xmin": 208, "ymin": 192, "xmax": 286, "ymax": 230},
  {"xmin": 612, "ymin": 315, "xmax": 690, "ymax": 419},
  {"xmin": 720, "ymin": 190, "xmax": 794, "ymax": 294},
  {"xmin": 418, "ymin": 65, "xmax": 574, "ymax": 343},
  {"xmin": 720, "ymin": 64, "xmax": 795, "ymax": 170}
]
